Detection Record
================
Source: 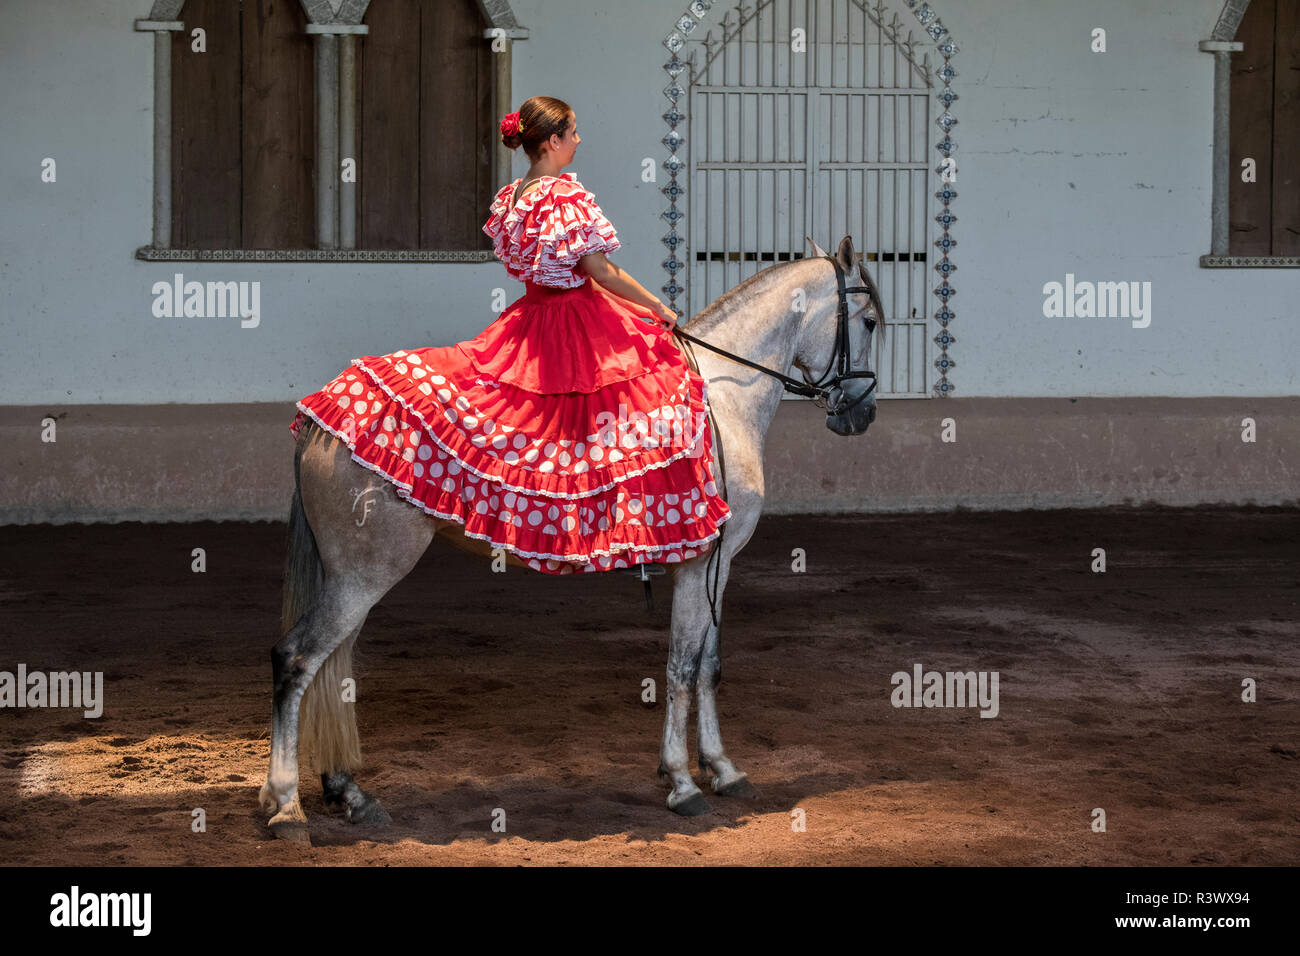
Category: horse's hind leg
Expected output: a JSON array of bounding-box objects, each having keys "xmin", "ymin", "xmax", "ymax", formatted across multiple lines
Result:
[
  {"xmin": 262, "ymin": 577, "xmax": 377, "ymax": 841},
  {"xmin": 260, "ymin": 422, "xmax": 435, "ymax": 842},
  {"xmin": 316, "ymin": 619, "xmax": 391, "ymax": 826},
  {"xmin": 321, "ymin": 769, "xmax": 391, "ymax": 825}
]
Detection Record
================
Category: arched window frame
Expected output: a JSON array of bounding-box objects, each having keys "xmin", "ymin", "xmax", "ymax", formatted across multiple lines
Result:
[
  {"xmin": 1200, "ymin": 0, "xmax": 1299, "ymax": 267},
  {"xmin": 133, "ymin": 0, "xmax": 528, "ymax": 262}
]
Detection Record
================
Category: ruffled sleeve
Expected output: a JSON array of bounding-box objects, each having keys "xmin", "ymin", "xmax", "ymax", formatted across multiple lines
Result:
[
  {"xmin": 532, "ymin": 181, "xmax": 621, "ymax": 286},
  {"xmin": 483, "ymin": 173, "xmax": 620, "ymax": 288},
  {"xmin": 482, "ymin": 182, "xmax": 515, "ymax": 247}
]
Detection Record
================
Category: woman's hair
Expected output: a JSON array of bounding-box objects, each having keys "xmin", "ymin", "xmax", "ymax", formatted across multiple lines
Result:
[{"xmin": 501, "ymin": 96, "xmax": 573, "ymax": 160}]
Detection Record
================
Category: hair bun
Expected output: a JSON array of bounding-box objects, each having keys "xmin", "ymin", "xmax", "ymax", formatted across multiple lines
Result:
[
  {"xmin": 500, "ymin": 96, "xmax": 571, "ymax": 160},
  {"xmin": 500, "ymin": 110, "xmax": 525, "ymax": 149}
]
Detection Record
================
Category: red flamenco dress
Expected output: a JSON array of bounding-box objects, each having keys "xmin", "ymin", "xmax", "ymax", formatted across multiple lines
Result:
[{"xmin": 289, "ymin": 171, "xmax": 731, "ymax": 574}]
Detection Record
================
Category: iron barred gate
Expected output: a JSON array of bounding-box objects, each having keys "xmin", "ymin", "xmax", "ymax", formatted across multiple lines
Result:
[{"xmin": 683, "ymin": 0, "xmax": 937, "ymax": 398}]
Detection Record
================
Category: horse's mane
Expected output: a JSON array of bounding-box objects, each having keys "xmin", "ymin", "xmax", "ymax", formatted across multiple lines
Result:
[
  {"xmin": 686, "ymin": 257, "xmax": 815, "ymax": 334},
  {"xmin": 688, "ymin": 255, "xmax": 887, "ymax": 344}
]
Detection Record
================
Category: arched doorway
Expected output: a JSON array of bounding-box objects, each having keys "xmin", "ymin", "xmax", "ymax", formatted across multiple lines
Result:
[{"xmin": 664, "ymin": 0, "xmax": 958, "ymax": 397}]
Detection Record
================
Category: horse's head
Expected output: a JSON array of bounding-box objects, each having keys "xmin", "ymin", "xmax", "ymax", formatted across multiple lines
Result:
[{"xmin": 796, "ymin": 235, "xmax": 883, "ymax": 436}]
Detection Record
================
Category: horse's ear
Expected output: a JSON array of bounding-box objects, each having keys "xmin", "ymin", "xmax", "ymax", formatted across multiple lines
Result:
[
  {"xmin": 835, "ymin": 236, "xmax": 856, "ymax": 271},
  {"xmin": 805, "ymin": 236, "xmax": 827, "ymax": 258}
]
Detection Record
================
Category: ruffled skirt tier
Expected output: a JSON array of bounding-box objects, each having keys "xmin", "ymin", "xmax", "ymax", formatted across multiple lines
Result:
[{"xmin": 290, "ymin": 279, "xmax": 731, "ymax": 574}]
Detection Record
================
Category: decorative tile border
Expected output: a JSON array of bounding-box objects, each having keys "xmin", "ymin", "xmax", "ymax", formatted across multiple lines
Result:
[
  {"xmin": 135, "ymin": 246, "xmax": 497, "ymax": 262},
  {"xmin": 1200, "ymin": 255, "xmax": 1299, "ymax": 268},
  {"xmin": 661, "ymin": 0, "xmax": 959, "ymax": 396}
]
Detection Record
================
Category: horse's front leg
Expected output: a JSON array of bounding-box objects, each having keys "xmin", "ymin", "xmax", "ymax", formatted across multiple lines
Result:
[
  {"xmin": 658, "ymin": 555, "xmax": 714, "ymax": 816},
  {"xmin": 685, "ymin": 519, "xmax": 761, "ymax": 801},
  {"xmin": 694, "ymin": 553, "xmax": 760, "ymax": 800}
]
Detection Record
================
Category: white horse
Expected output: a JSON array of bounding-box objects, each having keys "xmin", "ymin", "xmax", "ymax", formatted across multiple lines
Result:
[{"xmin": 260, "ymin": 235, "xmax": 884, "ymax": 843}]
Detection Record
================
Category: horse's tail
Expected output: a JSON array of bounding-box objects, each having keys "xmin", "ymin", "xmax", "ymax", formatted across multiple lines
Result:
[{"xmin": 282, "ymin": 420, "xmax": 362, "ymax": 775}]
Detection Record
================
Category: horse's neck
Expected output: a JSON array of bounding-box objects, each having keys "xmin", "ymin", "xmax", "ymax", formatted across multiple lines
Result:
[
  {"xmin": 692, "ymin": 270, "xmax": 809, "ymax": 370},
  {"xmin": 689, "ymin": 266, "xmax": 819, "ymax": 436}
]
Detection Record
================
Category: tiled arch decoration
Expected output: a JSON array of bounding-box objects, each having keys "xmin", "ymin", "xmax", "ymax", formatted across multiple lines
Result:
[{"xmin": 659, "ymin": 0, "xmax": 960, "ymax": 397}]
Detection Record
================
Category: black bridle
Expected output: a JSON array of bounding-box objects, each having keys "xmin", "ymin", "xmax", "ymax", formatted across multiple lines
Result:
[{"xmin": 670, "ymin": 253, "xmax": 880, "ymax": 417}]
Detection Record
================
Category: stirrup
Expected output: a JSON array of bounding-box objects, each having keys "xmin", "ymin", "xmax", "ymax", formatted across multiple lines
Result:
[{"xmin": 620, "ymin": 562, "xmax": 667, "ymax": 614}]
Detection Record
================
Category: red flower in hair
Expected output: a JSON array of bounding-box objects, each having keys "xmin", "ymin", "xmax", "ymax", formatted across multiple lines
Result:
[{"xmin": 500, "ymin": 111, "xmax": 522, "ymax": 138}]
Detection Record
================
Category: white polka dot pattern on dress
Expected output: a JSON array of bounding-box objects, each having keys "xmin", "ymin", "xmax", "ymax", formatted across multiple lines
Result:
[{"xmin": 289, "ymin": 335, "xmax": 728, "ymax": 574}]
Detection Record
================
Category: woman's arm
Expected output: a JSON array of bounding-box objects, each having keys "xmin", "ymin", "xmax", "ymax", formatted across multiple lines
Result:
[{"xmin": 579, "ymin": 252, "xmax": 677, "ymax": 325}]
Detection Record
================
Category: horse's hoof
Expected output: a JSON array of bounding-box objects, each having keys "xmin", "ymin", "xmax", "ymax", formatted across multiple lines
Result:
[
  {"xmin": 268, "ymin": 792, "xmax": 310, "ymax": 844},
  {"xmin": 346, "ymin": 798, "xmax": 392, "ymax": 826},
  {"xmin": 268, "ymin": 819, "xmax": 312, "ymax": 845},
  {"xmin": 714, "ymin": 773, "xmax": 760, "ymax": 799},
  {"xmin": 669, "ymin": 791, "xmax": 712, "ymax": 816}
]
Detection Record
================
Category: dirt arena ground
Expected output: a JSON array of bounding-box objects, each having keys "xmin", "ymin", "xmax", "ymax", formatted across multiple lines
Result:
[{"xmin": 0, "ymin": 507, "xmax": 1296, "ymax": 866}]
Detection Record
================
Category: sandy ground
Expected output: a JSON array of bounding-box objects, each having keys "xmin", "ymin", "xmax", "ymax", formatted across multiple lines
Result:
[{"xmin": 0, "ymin": 507, "xmax": 1296, "ymax": 865}]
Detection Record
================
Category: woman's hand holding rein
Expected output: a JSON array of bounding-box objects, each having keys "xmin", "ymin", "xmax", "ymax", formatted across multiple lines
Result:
[{"xmin": 651, "ymin": 300, "xmax": 679, "ymax": 329}]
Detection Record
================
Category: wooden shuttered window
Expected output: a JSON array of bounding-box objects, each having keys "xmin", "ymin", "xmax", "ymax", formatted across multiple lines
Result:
[
  {"xmin": 358, "ymin": 0, "xmax": 495, "ymax": 250},
  {"xmin": 171, "ymin": 0, "xmax": 315, "ymax": 250},
  {"xmin": 1229, "ymin": 0, "xmax": 1300, "ymax": 257},
  {"xmin": 168, "ymin": 0, "xmax": 494, "ymax": 252}
]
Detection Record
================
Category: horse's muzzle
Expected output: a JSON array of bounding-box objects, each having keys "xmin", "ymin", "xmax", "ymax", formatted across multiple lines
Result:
[
  {"xmin": 825, "ymin": 381, "xmax": 876, "ymax": 435},
  {"xmin": 827, "ymin": 402, "xmax": 874, "ymax": 436}
]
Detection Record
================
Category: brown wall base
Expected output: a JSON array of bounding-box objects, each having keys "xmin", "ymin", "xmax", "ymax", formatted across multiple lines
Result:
[{"xmin": 1, "ymin": 398, "xmax": 1296, "ymax": 524}]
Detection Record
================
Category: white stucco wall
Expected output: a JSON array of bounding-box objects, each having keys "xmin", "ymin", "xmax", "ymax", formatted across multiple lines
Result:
[{"xmin": 0, "ymin": 0, "xmax": 1292, "ymax": 403}]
